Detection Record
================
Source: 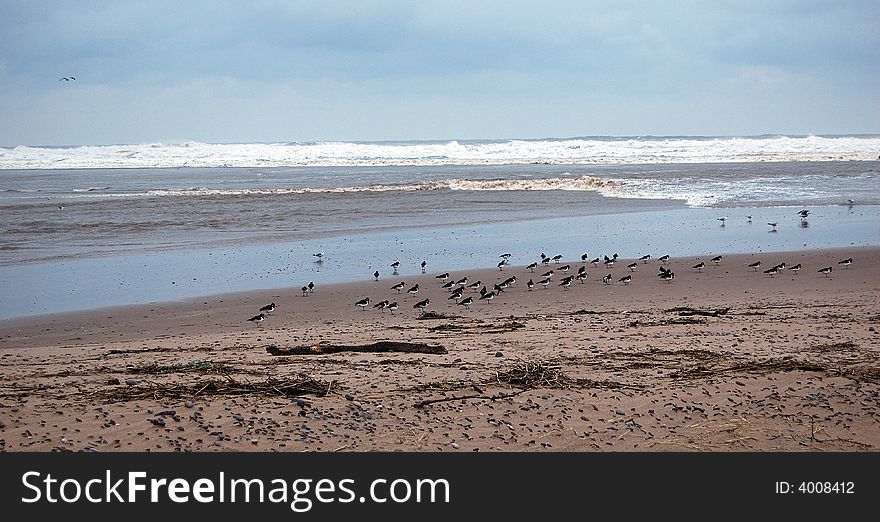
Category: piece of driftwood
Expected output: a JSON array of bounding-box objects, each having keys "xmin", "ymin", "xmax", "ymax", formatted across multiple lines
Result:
[
  {"xmin": 668, "ymin": 307, "xmax": 730, "ymax": 317},
  {"xmin": 266, "ymin": 341, "xmax": 447, "ymax": 356}
]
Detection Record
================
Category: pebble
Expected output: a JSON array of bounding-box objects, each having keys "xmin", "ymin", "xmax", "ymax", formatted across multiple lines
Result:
[
  {"xmin": 233, "ymin": 414, "xmax": 244, "ymax": 422},
  {"xmin": 184, "ymin": 401, "xmax": 194, "ymax": 408},
  {"xmin": 149, "ymin": 418, "xmax": 165, "ymax": 427},
  {"xmin": 0, "ymin": 420, "xmax": 5, "ymax": 429},
  {"xmin": 495, "ymin": 352, "xmax": 503, "ymax": 357},
  {"xmin": 451, "ymin": 443, "xmax": 460, "ymax": 449},
  {"xmin": 124, "ymin": 379, "xmax": 137, "ymax": 386},
  {"xmin": 344, "ymin": 394, "xmax": 354, "ymax": 401}
]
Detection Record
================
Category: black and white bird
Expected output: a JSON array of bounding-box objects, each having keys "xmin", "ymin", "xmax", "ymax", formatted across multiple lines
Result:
[
  {"xmin": 541, "ymin": 269, "xmax": 554, "ymax": 279},
  {"xmin": 435, "ymin": 272, "xmax": 450, "ymax": 280},
  {"xmin": 391, "ymin": 261, "xmax": 400, "ymax": 272},
  {"xmin": 259, "ymin": 302, "xmax": 276, "ymax": 314},
  {"xmin": 772, "ymin": 262, "xmax": 786, "ymax": 271},
  {"xmin": 797, "ymin": 209, "xmax": 810, "ymax": 220},
  {"xmin": 540, "ymin": 253, "xmax": 550, "ymax": 265},
  {"xmin": 373, "ymin": 270, "xmax": 380, "ymax": 281},
  {"xmin": 455, "ymin": 277, "xmax": 469, "ymax": 287},
  {"xmin": 387, "ymin": 302, "xmax": 399, "ymax": 314},
  {"xmin": 499, "ymin": 253, "xmax": 512, "ymax": 259},
  {"xmin": 313, "ymin": 251, "xmax": 325, "ymax": 261},
  {"xmin": 627, "ymin": 262, "xmax": 638, "ymax": 272},
  {"xmin": 659, "ymin": 270, "xmax": 675, "ymax": 283},
  {"xmin": 526, "ymin": 262, "xmax": 538, "ymax": 272},
  {"xmin": 639, "ymin": 254, "xmax": 652, "ymax": 263},
  {"xmin": 789, "ymin": 263, "xmax": 802, "ymax": 274},
  {"xmin": 551, "ymin": 254, "xmax": 563, "ymax": 264},
  {"xmin": 467, "ymin": 280, "xmax": 482, "ymax": 292},
  {"xmin": 503, "ymin": 276, "xmax": 518, "ymax": 286},
  {"xmin": 441, "ymin": 280, "xmax": 456, "ymax": 290},
  {"xmin": 693, "ymin": 262, "xmax": 705, "ymax": 271},
  {"xmin": 391, "ymin": 281, "xmax": 406, "ymax": 293},
  {"xmin": 818, "ymin": 266, "xmax": 832, "ymax": 276},
  {"xmin": 576, "ymin": 272, "xmax": 588, "ymax": 283},
  {"xmin": 407, "ymin": 284, "xmax": 420, "ymax": 295},
  {"xmin": 59, "ymin": 76, "xmax": 76, "ymax": 81},
  {"xmin": 457, "ymin": 296, "xmax": 474, "ymax": 309},
  {"xmin": 658, "ymin": 255, "xmax": 670, "ymax": 264},
  {"xmin": 448, "ymin": 287, "xmax": 464, "ymax": 300},
  {"xmin": 421, "ymin": 260, "xmax": 427, "ymax": 272},
  {"xmin": 748, "ymin": 261, "xmax": 762, "ymax": 271},
  {"xmin": 308, "ymin": 282, "xmax": 315, "ymax": 293},
  {"xmin": 711, "ymin": 255, "xmax": 722, "ymax": 265},
  {"xmin": 581, "ymin": 253, "xmax": 590, "ymax": 261},
  {"xmin": 355, "ymin": 297, "xmax": 371, "ymax": 310},
  {"xmin": 373, "ymin": 300, "xmax": 390, "ymax": 312},
  {"xmin": 537, "ymin": 278, "xmax": 551, "ymax": 289},
  {"xmin": 248, "ymin": 313, "xmax": 266, "ymax": 325},
  {"xmin": 413, "ymin": 298, "xmax": 430, "ymax": 311},
  {"xmin": 768, "ymin": 222, "xmax": 778, "ymax": 231},
  {"xmin": 559, "ymin": 276, "xmax": 573, "ymax": 290},
  {"xmin": 717, "ymin": 217, "xmax": 727, "ymax": 226},
  {"xmin": 527, "ymin": 279, "xmax": 535, "ymax": 291},
  {"xmin": 497, "ymin": 259, "xmax": 507, "ymax": 271},
  {"xmin": 764, "ymin": 266, "xmax": 780, "ymax": 278},
  {"xmin": 746, "ymin": 215, "xmax": 753, "ymax": 223},
  {"xmin": 479, "ymin": 291, "xmax": 496, "ymax": 303},
  {"xmin": 493, "ymin": 282, "xmax": 506, "ymax": 294},
  {"xmin": 838, "ymin": 258, "xmax": 853, "ymax": 269},
  {"xmin": 558, "ymin": 264, "xmax": 571, "ymax": 272},
  {"xmin": 602, "ymin": 274, "xmax": 612, "ymax": 285},
  {"xmin": 619, "ymin": 274, "xmax": 632, "ymax": 285},
  {"xmin": 301, "ymin": 286, "xmax": 309, "ymax": 296},
  {"xmin": 590, "ymin": 257, "xmax": 601, "ymax": 266}
]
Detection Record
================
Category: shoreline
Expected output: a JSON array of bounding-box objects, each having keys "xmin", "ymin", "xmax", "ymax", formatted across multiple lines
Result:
[
  {"xmin": 1, "ymin": 246, "xmax": 877, "ymax": 452},
  {"xmin": 2, "ymin": 203, "xmax": 878, "ymax": 320}
]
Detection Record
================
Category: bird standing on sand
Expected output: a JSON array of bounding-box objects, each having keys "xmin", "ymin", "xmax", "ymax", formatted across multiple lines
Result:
[
  {"xmin": 559, "ymin": 276, "xmax": 573, "ymax": 290},
  {"xmin": 407, "ymin": 283, "xmax": 420, "ymax": 295},
  {"xmin": 457, "ymin": 296, "xmax": 474, "ymax": 309},
  {"xmin": 301, "ymin": 286, "xmax": 309, "ymax": 296},
  {"xmin": 711, "ymin": 255, "xmax": 722, "ymax": 265},
  {"xmin": 764, "ymin": 267, "xmax": 780, "ymax": 278},
  {"xmin": 619, "ymin": 274, "xmax": 632, "ymax": 285},
  {"xmin": 497, "ymin": 259, "xmax": 507, "ymax": 271},
  {"xmin": 391, "ymin": 261, "xmax": 400, "ymax": 273},
  {"xmin": 551, "ymin": 254, "xmax": 563, "ymax": 264},
  {"xmin": 373, "ymin": 300, "xmax": 389, "ymax": 312},
  {"xmin": 435, "ymin": 272, "xmax": 450, "ymax": 280},
  {"xmin": 693, "ymin": 262, "xmax": 705, "ymax": 271},
  {"xmin": 789, "ymin": 263, "xmax": 802, "ymax": 274},
  {"xmin": 355, "ymin": 297, "xmax": 371, "ymax": 310},
  {"xmin": 373, "ymin": 270, "xmax": 380, "ymax": 281},
  {"xmin": 527, "ymin": 279, "xmax": 534, "ymax": 291},
  {"xmin": 526, "ymin": 262, "xmax": 538, "ymax": 272},
  {"xmin": 658, "ymin": 269, "xmax": 675, "ymax": 283},
  {"xmin": 838, "ymin": 258, "xmax": 853, "ymax": 269},
  {"xmin": 308, "ymin": 282, "xmax": 315, "ymax": 293},
  {"xmin": 259, "ymin": 303, "xmax": 276, "ymax": 314},
  {"xmin": 387, "ymin": 302, "xmax": 399, "ymax": 314},
  {"xmin": 537, "ymin": 278, "xmax": 551, "ymax": 289},
  {"xmin": 479, "ymin": 291, "xmax": 496, "ymax": 303},
  {"xmin": 413, "ymin": 298, "xmax": 430, "ymax": 311},
  {"xmin": 748, "ymin": 261, "xmax": 762, "ymax": 271},
  {"xmin": 391, "ymin": 281, "xmax": 406, "ymax": 293},
  {"xmin": 639, "ymin": 254, "xmax": 651, "ymax": 263},
  {"xmin": 658, "ymin": 255, "xmax": 670, "ymax": 264},
  {"xmin": 602, "ymin": 274, "xmax": 612, "ymax": 284},
  {"xmin": 627, "ymin": 262, "xmax": 638, "ymax": 272},
  {"xmin": 818, "ymin": 266, "xmax": 833, "ymax": 276},
  {"xmin": 448, "ymin": 287, "xmax": 464, "ymax": 300},
  {"xmin": 248, "ymin": 313, "xmax": 266, "ymax": 325}
]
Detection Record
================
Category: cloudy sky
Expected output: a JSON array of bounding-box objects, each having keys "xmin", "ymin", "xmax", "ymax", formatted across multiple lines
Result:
[{"xmin": 1, "ymin": 1, "xmax": 878, "ymax": 146}]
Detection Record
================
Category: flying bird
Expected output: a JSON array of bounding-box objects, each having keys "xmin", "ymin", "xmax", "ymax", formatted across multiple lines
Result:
[{"xmin": 59, "ymin": 76, "xmax": 76, "ymax": 81}]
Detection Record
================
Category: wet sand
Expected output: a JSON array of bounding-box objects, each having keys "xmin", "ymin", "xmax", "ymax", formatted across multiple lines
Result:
[{"xmin": 0, "ymin": 246, "xmax": 878, "ymax": 452}]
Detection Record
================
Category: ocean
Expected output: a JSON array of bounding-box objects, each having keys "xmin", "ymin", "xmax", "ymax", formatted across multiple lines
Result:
[{"xmin": 0, "ymin": 135, "xmax": 878, "ymax": 319}]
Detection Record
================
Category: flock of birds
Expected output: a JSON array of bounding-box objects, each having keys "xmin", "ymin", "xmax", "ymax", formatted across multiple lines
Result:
[{"xmin": 244, "ymin": 208, "xmax": 855, "ymax": 324}]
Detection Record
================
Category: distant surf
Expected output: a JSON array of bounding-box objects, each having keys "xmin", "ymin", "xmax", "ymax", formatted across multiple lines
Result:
[{"xmin": 2, "ymin": 135, "xmax": 878, "ymax": 170}]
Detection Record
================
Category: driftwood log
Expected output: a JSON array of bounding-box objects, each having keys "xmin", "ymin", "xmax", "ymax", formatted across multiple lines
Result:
[
  {"xmin": 266, "ymin": 341, "xmax": 447, "ymax": 356},
  {"xmin": 668, "ymin": 307, "xmax": 730, "ymax": 317}
]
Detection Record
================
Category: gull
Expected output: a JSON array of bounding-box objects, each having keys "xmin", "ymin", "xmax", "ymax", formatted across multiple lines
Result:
[
  {"xmin": 717, "ymin": 217, "xmax": 727, "ymax": 226},
  {"xmin": 768, "ymin": 222, "xmax": 778, "ymax": 231}
]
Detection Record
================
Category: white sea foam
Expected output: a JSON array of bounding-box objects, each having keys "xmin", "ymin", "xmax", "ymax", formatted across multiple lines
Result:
[{"xmin": 2, "ymin": 135, "xmax": 878, "ymax": 169}]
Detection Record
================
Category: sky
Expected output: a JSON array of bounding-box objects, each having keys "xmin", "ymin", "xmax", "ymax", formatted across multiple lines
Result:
[{"xmin": 0, "ymin": 0, "xmax": 878, "ymax": 146}]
